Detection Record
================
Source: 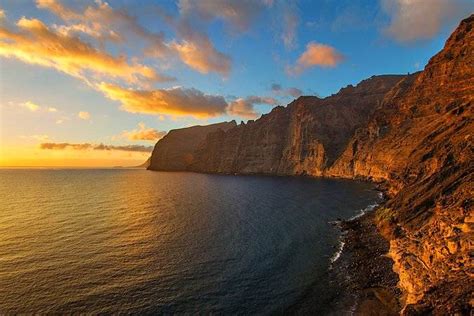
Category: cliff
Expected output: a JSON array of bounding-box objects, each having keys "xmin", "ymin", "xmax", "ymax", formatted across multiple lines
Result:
[
  {"xmin": 147, "ymin": 121, "xmax": 236, "ymax": 171},
  {"xmin": 191, "ymin": 75, "xmax": 405, "ymax": 175},
  {"xmin": 327, "ymin": 15, "xmax": 473, "ymax": 314},
  {"xmin": 148, "ymin": 15, "xmax": 474, "ymax": 313}
]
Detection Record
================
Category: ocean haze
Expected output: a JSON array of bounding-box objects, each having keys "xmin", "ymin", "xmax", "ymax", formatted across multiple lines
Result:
[{"xmin": 0, "ymin": 169, "xmax": 379, "ymax": 313}]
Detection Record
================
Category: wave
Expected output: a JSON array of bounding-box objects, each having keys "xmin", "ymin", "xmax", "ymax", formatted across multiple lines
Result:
[
  {"xmin": 330, "ymin": 199, "xmax": 381, "ymax": 266},
  {"xmin": 348, "ymin": 202, "xmax": 378, "ymax": 221},
  {"xmin": 330, "ymin": 239, "xmax": 345, "ymax": 264}
]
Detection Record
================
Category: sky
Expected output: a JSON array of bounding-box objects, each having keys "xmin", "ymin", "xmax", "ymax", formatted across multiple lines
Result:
[{"xmin": 0, "ymin": 0, "xmax": 472, "ymax": 167}]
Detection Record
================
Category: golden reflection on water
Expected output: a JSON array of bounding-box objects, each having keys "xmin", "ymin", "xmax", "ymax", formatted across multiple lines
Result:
[{"xmin": 0, "ymin": 169, "xmax": 380, "ymax": 313}]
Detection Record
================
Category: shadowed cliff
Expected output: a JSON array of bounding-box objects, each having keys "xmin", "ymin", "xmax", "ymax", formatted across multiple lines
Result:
[{"xmin": 148, "ymin": 121, "xmax": 236, "ymax": 171}]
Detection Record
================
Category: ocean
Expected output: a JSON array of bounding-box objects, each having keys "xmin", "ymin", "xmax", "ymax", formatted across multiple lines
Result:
[{"xmin": 0, "ymin": 169, "xmax": 380, "ymax": 314}]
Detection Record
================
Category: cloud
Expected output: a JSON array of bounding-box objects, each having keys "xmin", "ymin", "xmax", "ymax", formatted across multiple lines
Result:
[
  {"xmin": 78, "ymin": 111, "xmax": 90, "ymax": 120},
  {"xmin": 172, "ymin": 20, "xmax": 231, "ymax": 76},
  {"xmin": 381, "ymin": 0, "xmax": 474, "ymax": 42},
  {"xmin": 53, "ymin": 23, "xmax": 121, "ymax": 43},
  {"xmin": 122, "ymin": 122, "xmax": 167, "ymax": 141},
  {"xmin": 0, "ymin": 17, "xmax": 172, "ymax": 84},
  {"xmin": 37, "ymin": 0, "xmax": 229, "ymax": 76},
  {"xmin": 171, "ymin": 39, "xmax": 231, "ymax": 76},
  {"xmin": 20, "ymin": 134, "xmax": 49, "ymax": 141},
  {"xmin": 228, "ymin": 96, "xmax": 278, "ymax": 119},
  {"xmin": 271, "ymin": 83, "xmax": 282, "ymax": 91},
  {"xmin": 98, "ymin": 82, "xmax": 229, "ymax": 118},
  {"xmin": 286, "ymin": 87, "xmax": 303, "ymax": 98},
  {"xmin": 178, "ymin": 0, "xmax": 269, "ymax": 32},
  {"xmin": 36, "ymin": 0, "xmax": 79, "ymax": 20},
  {"xmin": 37, "ymin": 0, "xmax": 170, "ymax": 55},
  {"xmin": 99, "ymin": 82, "xmax": 277, "ymax": 119},
  {"xmin": 16, "ymin": 100, "xmax": 60, "ymax": 113},
  {"xmin": 271, "ymin": 84, "xmax": 302, "ymax": 98},
  {"xmin": 288, "ymin": 42, "xmax": 343, "ymax": 75},
  {"xmin": 20, "ymin": 101, "xmax": 40, "ymax": 111},
  {"xmin": 281, "ymin": 4, "xmax": 299, "ymax": 49},
  {"xmin": 40, "ymin": 142, "xmax": 153, "ymax": 152}
]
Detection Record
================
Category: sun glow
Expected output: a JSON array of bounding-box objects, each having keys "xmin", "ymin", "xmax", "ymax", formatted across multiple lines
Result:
[{"xmin": 0, "ymin": 144, "xmax": 149, "ymax": 167}]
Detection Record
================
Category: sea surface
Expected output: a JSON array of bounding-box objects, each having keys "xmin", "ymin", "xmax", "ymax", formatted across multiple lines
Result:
[{"xmin": 0, "ymin": 169, "xmax": 380, "ymax": 314}]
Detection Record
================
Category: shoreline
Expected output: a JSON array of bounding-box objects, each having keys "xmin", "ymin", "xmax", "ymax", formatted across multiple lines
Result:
[
  {"xmin": 332, "ymin": 209, "xmax": 401, "ymax": 315},
  {"xmin": 147, "ymin": 169, "xmax": 401, "ymax": 313}
]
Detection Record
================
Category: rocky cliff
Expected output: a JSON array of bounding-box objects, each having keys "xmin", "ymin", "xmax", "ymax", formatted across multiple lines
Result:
[
  {"xmin": 327, "ymin": 15, "xmax": 473, "ymax": 314},
  {"xmin": 148, "ymin": 121, "xmax": 236, "ymax": 171},
  {"xmin": 148, "ymin": 15, "xmax": 473, "ymax": 313},
  {"xmin": 191, "ymin": 75, "xmax": 405, "ymax": 175}
]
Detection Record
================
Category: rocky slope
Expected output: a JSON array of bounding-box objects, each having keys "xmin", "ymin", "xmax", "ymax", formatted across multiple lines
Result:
[{"xmin": 148, "ymin": 15, "xmax": 473, "ymax": 314}]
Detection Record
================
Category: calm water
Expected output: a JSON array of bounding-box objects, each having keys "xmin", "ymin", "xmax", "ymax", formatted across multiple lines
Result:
[{"xmin": 0, "ymin": 169, "xmax": 379, "ymax": 314}]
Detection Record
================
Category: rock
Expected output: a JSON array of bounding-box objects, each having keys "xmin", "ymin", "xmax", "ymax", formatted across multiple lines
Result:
[{"xmin": 147, "ymin": 121, "xmax": 236, "ymax": 171}]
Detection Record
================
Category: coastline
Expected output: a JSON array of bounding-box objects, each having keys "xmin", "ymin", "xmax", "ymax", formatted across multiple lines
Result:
[
  {"xmin": 331, "ymin": 209, "xmax": 401, "ymax": 315},
  {"xmin": 148, "ymin": 169, "xmax": 403, "ymax": 314}
]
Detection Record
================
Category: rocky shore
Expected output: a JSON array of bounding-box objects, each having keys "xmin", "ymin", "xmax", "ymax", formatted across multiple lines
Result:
[{"xmin": 335, "ymin": 210, "xmax": 401, "ymax": 315}]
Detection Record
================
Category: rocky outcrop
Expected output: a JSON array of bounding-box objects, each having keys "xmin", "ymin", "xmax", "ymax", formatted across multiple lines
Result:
[
  {"xmin": 148, "ymin": 14, "xmax": 474, "ymax": 313},
  {"xmin": 147, "ymin": 121, "xmax": 236, "ymax": 171}
]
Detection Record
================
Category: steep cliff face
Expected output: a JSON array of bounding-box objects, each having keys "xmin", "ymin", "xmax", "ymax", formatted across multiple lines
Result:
[
  {"xmin": 327, "ymin": 15, "xmax": 473, "ymax": 313},
  {"xmin": 148, "ymin": 15, "xmax": 473, "ymax": 313},
  {"xmin": 191, "ymin": 75, "xmax": 405, "ymax": 175},
  {"xmin": 147, "ymin": 121, "xmax": 236, "ymax": 171}
]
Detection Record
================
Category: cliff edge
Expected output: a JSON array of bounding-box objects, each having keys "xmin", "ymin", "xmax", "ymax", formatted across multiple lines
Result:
[{"xmin": 147, "ymin": 121, "xmax": 236, "ymax": 171}]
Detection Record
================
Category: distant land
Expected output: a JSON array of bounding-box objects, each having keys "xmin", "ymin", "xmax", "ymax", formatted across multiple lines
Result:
[{"xmin": 146, "ymin": 15, "xmax": 473, "ymax": 313}]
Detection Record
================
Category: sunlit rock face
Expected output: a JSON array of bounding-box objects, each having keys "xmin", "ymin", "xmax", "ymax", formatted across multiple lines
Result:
[
  {"xmin": 190, "ymin": 75, "xmax": 405, "ymax": 175},
  {"xmin": 332, "ymin": 14, "xmax": 473, "ymax": 314},
  {"xmin": 147, "ymin": 121, "xmax": 236, "ymax": 171},
  {"xmin": 149, "ymin": 14, "xmax": 473, "ymax": 313}
]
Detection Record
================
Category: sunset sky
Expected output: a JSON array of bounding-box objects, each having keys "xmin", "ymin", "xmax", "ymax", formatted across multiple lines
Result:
[{"xmin": 0, "ymin": 0, "xmax": 472, "ymax": 167}]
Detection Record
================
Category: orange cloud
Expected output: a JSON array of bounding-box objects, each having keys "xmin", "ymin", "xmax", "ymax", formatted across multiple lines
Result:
[
  {"xmin": 36, "ymin": 0, "xmax": 158, "ymax": 46},
  {"xmin": 37, "ymin": 0, "xmax": 230, "ymax": 76},
  {"xmin": 122, "ymin": 123, "xmax": 167, "ymax": 141},
  {"xmin": 228, "ymin": 96, "xmax": 278, "ymax": 119},
  {"xmin": 288, "ymin": 42, "xmax": 343, "ymax": 75},
  {"xmin": 78, "ymin": 111, "xmax": 91, "ymax": 120},
  {"xmin": 381, "ymin": 0, "xmax": 473, "ymax": 42},
  {"xmin": 98, "ymin": 83, "xmax": 229, "ymax": 118},
  {"xmin": 54, "ymin": 23, "xmax": 122, "ymax": 43},
  {"xmin": 20, "ymin": 101, "xmax": 40, "ymax": 112},
  {"xmin": 40, "ymin": 142, "xmax": 153, "ymax": 152},
  {"xmin": 0, "ymin": 17, "xmax": 172, "ymax": 84},
  {"xmin": 173, "ymin": 20, "xmax": 231, "ymax": 76},
  {"xmin": 36, "ymin": 0, "xmax": 79, "ymax": 20},
  {"xmin": 172, "ymin": 40, "xmax": 231, "ymax": 76}
]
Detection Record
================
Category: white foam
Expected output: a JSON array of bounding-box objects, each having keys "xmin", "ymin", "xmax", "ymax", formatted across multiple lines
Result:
[
  {"xmin": 348, "ymin": 203, "xmax": 378, "ymax": 221},
  {"xmin": 330, "ymin": 198, "xmax": 382, "ymax": 267},
  {"xmin": 330, "ymin": 239, "xmax": 345, "ymax": 264}
]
